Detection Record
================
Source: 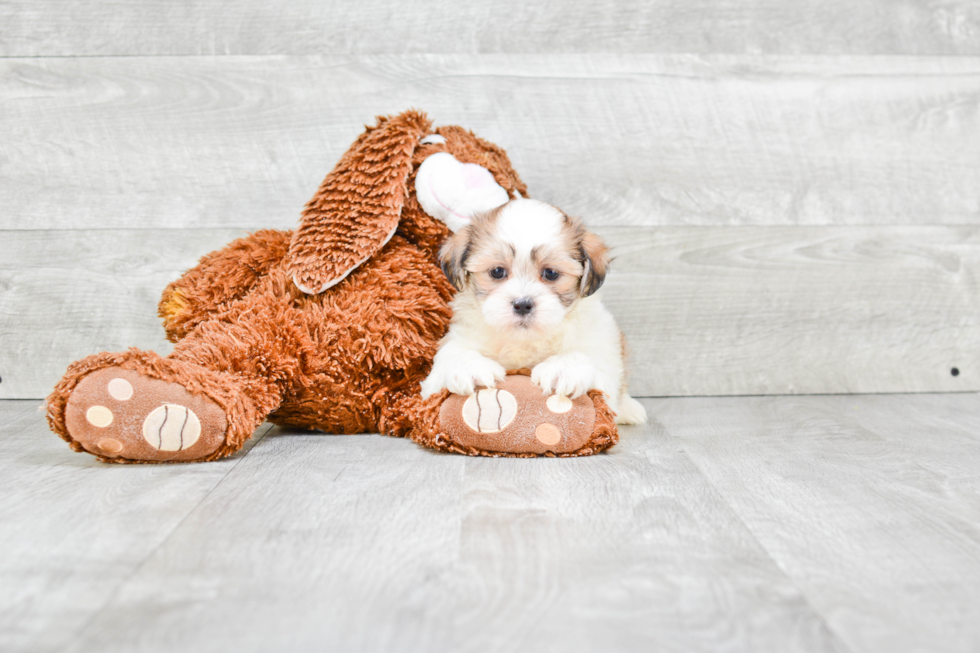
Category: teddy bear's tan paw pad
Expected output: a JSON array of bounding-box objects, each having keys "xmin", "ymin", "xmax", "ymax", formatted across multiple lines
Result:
[
  {"xmin": 65, "ymin": 367, "xmax": 227, "ymax": 462},
  {"xmin": 461, "ymin": 388, "xmax": 518, "ymax": 433}
]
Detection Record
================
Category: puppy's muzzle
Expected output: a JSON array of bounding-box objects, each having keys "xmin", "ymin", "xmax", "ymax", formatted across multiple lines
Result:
[{"xmin": 512, "ymin": 298, "xmax": 534, "ymax": 317}]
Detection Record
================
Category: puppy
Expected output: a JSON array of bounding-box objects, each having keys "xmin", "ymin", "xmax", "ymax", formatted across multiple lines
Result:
[{"xmin": 420, "ymin": 198, "xmax": 647, "ymax": 425}]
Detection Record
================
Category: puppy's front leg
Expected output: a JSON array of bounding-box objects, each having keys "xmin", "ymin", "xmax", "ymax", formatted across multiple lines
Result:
[
  {"xmin": 421, "ymin": 339, "xmax": 506, "ymax": 398},
  {"xmin": 531, "ymin": 352, "xmax": 602, "ymax": 400}
]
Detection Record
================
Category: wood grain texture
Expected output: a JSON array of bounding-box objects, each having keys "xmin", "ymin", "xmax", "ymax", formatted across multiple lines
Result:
[
  {"xmin": 0, "ymin": 229, "xmax": 241, "ymax": 399},
  {"xmin": 0, "ymin": 400, "xmax": 271, "ymax": 653},
  {"xmin": 3, "ymin": 225, "xmax": 977, "ymax": 399},
  {"xmin": 11, "ymin": 393, "xmax": 980, "ymax": 652},
  {"xmin": 838, "ymin": 392, "xmax": 980, "ymax": 481},
  {"xmin": 64, "ymin": 428, "xmax": 469, "ymax": 653},
  {"xmin": 446, "ymin": 437, "xmax": 844, "ymax": 652},
  {"xmin": 652, "ymin": 392, "xmax": 980, "ymax": 653},
  {"xmin": 58, "ymin": 421, "xmax": 845, "ymax": 653},
  {"xmin": 1, "ymin": 0, "xmax": 978, "ymax": 56},
  {"xmin": 7, "ymin": 393, "xmax": 980, "ymax": 653},
  {"xmin": 3, "ymin": 55, "xmax": 978, "ymax": 231},
  {"xmin": 602, "ymin": 225, "xmax": 980, "ymax": 396}
]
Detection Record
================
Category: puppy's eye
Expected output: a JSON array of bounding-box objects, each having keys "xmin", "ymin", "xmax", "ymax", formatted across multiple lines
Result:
[
  {"xmin": 490, "ymin": 267, "xmax": 507, "ymax": 280},
  {"xmin": 541, "ymin": 268, "xmax": 560, "ymax": 282}
]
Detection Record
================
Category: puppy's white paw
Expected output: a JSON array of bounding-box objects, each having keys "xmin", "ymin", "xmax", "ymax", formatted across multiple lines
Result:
[
  {"xmin": 615, "ymin": 395, "xmax": 648, "ymax": 425},
  {"xmin": 531, "ymin": 353, "xmax": 597, "ymax": 399},
  {"xmin": 421, "ymin": 351, "xmax": 506, "ymax": 398}
]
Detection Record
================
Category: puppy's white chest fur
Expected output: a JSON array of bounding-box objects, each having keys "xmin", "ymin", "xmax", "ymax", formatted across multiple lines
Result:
[{"xmin": 495, "ymin": 341, "xmax": 558, "ymax": 371}]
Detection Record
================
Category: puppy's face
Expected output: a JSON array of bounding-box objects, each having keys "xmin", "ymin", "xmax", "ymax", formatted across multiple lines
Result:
[{"xmin": 440, "ymin": 199, "xmax": 610, "ymax": 338}]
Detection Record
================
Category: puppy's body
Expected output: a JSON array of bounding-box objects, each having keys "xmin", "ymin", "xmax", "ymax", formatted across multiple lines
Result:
[{"xmin": 421, "ymin": 199, "xmax": 646, "ymax": 425}]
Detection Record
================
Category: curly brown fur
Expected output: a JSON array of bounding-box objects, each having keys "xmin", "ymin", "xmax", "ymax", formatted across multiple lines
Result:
[
  {"xmin": 163, "ymin": 235, "xmax": 454, "ymax": 436},
  {"xmin": 160, "ymin": 229, "xmax": 292, "ymax": 342},
  {"xmin": 285, "ymin": 110, "xmax": 433, "ymax": 293}
]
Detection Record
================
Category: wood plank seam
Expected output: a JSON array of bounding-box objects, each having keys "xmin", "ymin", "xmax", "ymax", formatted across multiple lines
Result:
[
  {"xmin": 649, "ymin": 425, "xmax": 856, "ymax": 652},
  {"xmin": 56, "ymin": 421, "xmax": 275, "ymax": 649}
]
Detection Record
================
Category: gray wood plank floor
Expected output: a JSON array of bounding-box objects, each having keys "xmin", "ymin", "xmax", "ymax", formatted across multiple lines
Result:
[
  {"xmin": 0, "ymin": 401, "xmax": 272, "ymax": 653},
  {"xmin": 4, "ymin": 394, "xmax": 980, "ymax": 653}
]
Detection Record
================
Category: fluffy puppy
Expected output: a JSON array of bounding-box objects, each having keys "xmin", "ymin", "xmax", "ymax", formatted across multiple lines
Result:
[{"xmin": 420, "ymin": 198, "xmax": 647, "ymax": 425}]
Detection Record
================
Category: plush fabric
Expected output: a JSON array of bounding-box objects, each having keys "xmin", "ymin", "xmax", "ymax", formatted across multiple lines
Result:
[
  {"xmin": 410, "ymin": 370, "xmax": 618, "ymax": 458},
  {"xmin": 45, "ymin": 109, "xmax": 617, "ymax": 462}
]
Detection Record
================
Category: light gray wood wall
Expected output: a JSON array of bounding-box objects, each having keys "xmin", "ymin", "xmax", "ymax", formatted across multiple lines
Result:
[
  {"xmin": 1, "ymin": 3, "xmax": 978, "ymax": 400},
  {"xmin": 2, "ymin": 0, "xmax": 978, "ymax": 56},
  {"xmin": 3, "ymin": 225, "xmax": 977, "ymax": 398},
  {"xmin": 4, "ymin": 56, "xmax": 978, "ymax": 230}
]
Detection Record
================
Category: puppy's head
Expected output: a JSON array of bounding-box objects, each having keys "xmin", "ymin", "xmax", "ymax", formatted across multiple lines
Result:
[{"xmin": 439, "ymin": 198, "xmax": 610, "ymax": 338}]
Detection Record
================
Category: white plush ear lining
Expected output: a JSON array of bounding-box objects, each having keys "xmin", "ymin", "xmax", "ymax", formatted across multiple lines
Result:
[{"xmin": 415, "ymin": 152, "xmax": 510, "ymax": 232}]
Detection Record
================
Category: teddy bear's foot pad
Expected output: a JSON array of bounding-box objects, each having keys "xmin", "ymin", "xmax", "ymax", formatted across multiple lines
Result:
[
  {"xmin": 439, "ymin": 374, "xmax": 597, "ymax": 455},
  {"xmin": 64, "ymin": 367, "xmax": 228, "ymax": 462}
]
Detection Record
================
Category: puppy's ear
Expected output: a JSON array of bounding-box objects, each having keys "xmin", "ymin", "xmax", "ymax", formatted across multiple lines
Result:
[
  {"xmin": 439, "ymin": 228, "xmax": 472, "ymax": 291},
  {"xmin": 579, "ymin": 230, "xmax": 610, "ymax": 297}
]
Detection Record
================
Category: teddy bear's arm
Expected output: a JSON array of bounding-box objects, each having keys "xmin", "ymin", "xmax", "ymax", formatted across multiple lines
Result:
[{"xmin": 158, "ymin": 229, "xmax": 291, "ymax": 342}]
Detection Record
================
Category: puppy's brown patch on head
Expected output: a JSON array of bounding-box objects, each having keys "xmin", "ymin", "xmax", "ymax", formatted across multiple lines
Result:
[
  {"xmin": 468, "ymin": 243, "xmax": 515, "ymax": 299},
  {"xmin": 531, "ymin": 241, "xmax": 585, "ymax": 307},
  {"xmin": 544, "ymin": 210, "xmax": 611, "ymax": 299},
  {"xmin": 460, "ymin": 206, "xmax": 517, "ymax": 297},
  {"xmin": 439, "ymin": 205, "xmax": 507, "ymax": 291}
]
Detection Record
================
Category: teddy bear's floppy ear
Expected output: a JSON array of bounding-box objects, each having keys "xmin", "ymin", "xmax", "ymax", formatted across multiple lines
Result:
[{"xmin": 286, "ymin": 110, "xmax": 432, "ymax": 294}]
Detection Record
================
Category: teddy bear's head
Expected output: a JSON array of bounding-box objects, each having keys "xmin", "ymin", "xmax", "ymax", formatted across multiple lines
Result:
[{"xmin": 286, "ymin": 110, "xmax": 528, "ymax": 295}]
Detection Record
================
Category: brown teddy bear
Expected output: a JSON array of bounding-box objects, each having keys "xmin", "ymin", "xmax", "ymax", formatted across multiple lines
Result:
[{"xmin": 45, "ymin": 110, "xmax": 618, "ymax": 462}]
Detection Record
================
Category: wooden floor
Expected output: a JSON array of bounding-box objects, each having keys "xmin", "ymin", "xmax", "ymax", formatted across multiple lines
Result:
[{"xmin": 3, "ymin": 394, "xmax": 979, "ymax": 653}]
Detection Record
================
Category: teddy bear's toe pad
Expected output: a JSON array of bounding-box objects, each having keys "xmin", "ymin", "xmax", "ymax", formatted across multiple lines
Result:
[
  {"xmin": 65, "ymin": 367, "xmax": 227, "ymax": 462},
  {"xmin": 439, "ymin": 375, "xmax": 596, "ymax": 455}
]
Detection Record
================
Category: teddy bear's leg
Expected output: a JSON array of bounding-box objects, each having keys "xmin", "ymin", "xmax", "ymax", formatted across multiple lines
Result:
[
  {"xmin": 158, "ymin": 229, "xmax": 292, "ymax": 343},
  {"xmin": 408, "ymin": 372, "xmax": 620, "ymax": 458},
  {"xmin": 376, "ymin": 381, "xmax": 431, "ymax": 438},
  {"xmin": 47, "ymin": 347, "xmax": 266, "ymax": 463},
  {"xmin": 48, "ymin": 298, "xmax": 305, "ymax": 463}
]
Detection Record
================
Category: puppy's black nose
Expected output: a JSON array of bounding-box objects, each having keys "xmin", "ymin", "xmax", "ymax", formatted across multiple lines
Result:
[{"xmin": 512, "ymin": 298, "xmax": 534, "ymax": 316}]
